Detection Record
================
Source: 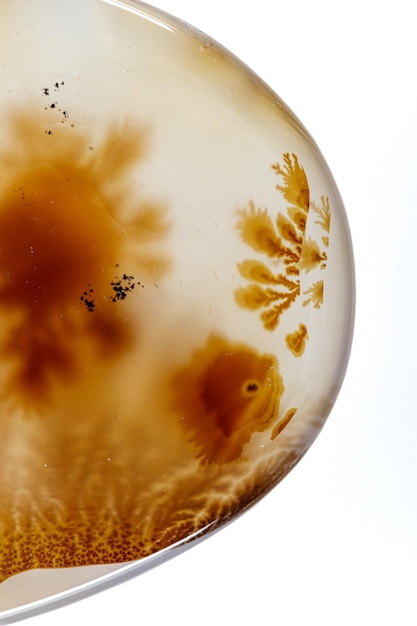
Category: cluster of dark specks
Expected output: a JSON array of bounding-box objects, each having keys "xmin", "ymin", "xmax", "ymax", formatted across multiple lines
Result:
[
  {"xmin": 42, "ymin": 81, "xmax": 72, "ymax": 134},
  {"xmin": 80, "ymin": 285, "xmax": 96, "ymax": 312},
  {"xmin": 42, "ymin": 81, "xmax": 65, "ymax": 97},
  {"xmin": 111, "ymin": 274, "xmax": 143, "ymax": 303},
  {"xmin": 80, "ymin": 272, "xmax": 144, "ymax": 312},
  {"xmin": 14, "ymin": 186, "xmax": 34, "ymax": 208}
]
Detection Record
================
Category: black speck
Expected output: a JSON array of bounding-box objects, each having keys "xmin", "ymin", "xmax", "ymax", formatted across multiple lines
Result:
[
  {"xmin": 245, "ymin": 382, "xmax": 259, "ymax": 394},
  {"xmin": 42, "ymin": 87, "xmax": 49, "ymax": 96}
]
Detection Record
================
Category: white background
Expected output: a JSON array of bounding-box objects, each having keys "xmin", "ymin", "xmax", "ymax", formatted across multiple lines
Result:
[{"xmin": 17, "ymin": 0, "xmax": 417, "ymax": 624}]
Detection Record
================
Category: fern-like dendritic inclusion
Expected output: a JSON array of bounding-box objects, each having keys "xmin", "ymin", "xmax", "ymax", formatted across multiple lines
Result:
[{"xmin": 235, "ymin": 153, "xmax": 330, "ymax": 335}]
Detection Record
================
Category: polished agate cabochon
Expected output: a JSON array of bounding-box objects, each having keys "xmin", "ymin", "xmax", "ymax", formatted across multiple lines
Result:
[{"xmin": 0, "ymin": 0, "xmax": 354, "ymax": 617}]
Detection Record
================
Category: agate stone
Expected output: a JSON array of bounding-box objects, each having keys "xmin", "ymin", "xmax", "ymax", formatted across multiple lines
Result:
[{"xmin": 0, "ymin": 0, "xmax": 354, "ymax": 616}]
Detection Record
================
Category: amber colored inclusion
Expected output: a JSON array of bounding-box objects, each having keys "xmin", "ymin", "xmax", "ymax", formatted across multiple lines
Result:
[
  {"xmin": 0, "ymin": 108, "xmax": 168, "ymax": 410},
  {"xmin": 0, "ymin": 106, "xmax": 176, "ymax": 580},
  {"xmin": 171, "ymin": 334, "xmax": 284, "ymax": 464}
]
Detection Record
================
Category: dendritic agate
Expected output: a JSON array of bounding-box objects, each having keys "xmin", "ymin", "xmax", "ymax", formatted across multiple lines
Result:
[{"xmin": 0, "ymin": 0, "xmax": 354, "ymax": 614}]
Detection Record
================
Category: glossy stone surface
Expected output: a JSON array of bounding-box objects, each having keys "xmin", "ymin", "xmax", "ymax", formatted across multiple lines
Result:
[{"xmin": 0, "ymin": 0, "xmax": 354, "ymax": 615}]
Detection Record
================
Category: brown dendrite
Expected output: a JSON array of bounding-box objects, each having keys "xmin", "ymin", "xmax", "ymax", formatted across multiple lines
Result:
[{"xmin": 235, "ymin": 153, "xmax": 330, "ymax": 350}]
